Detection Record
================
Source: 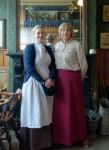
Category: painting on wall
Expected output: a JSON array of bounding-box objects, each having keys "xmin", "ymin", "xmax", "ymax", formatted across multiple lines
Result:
[
  {"xmin": 58, "ymin": 12, "xmax": 69, "ymax": 20},
  {"xmin": 103, "ymin": 5, "xmax": 109, "ymax": 22},
  {"xmin": 100, "ymin": 33, "xmax": 109, "ymax": 49}
]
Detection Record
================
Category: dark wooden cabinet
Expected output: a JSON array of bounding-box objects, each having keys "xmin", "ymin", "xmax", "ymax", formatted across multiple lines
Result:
[
  {"xmin": 8, "ymin": 53, "xmax": 23, "ymax": 118},
  {"xmin": 8, "ymin": 53, "xmax": 23, "ymax": 92}
]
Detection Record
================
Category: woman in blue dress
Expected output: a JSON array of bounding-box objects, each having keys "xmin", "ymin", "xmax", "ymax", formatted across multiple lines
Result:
[{"xmin": 20, "ymin": 25, "xmax": 56, "ymax": 150}]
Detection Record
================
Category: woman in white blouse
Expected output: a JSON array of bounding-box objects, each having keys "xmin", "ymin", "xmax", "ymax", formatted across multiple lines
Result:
[{"xmin": 52, "ymin": 22, "xmax": 90, "ymax": 148}]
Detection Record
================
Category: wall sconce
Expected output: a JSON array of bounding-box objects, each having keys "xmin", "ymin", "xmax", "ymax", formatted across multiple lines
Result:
[
  {"xmin": 78, "ymin": 0, "xmax": 83, "ymax": 6},
  {"xmin": 70, "ymin": 0, "xmax": 79, "ymax": 13}
]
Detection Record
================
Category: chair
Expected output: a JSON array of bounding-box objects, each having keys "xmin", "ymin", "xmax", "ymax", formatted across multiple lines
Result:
[{"xmin": 0, "ymin": 89, "xmax": 21, "ymax": 150}]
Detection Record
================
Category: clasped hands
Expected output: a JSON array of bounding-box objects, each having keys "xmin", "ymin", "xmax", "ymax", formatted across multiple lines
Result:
[{"xmin": 44, "ymin": 79, "xmax": 54, "ymax": 88}]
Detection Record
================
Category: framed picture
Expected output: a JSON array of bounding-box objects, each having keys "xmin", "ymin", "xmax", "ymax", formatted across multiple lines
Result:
[
  {"xmin": 103, "ymin": 5, "xmax": 109, "ymax": 22},
  {"xmin": 100, "ymin": 33, "xmax": 109, "ymax": 49},
  {"xmin": 58, "ymin": 12, "xmax": 69, "ymax": 20},
  {"xmin": 0, "ymin": 18, "xmax": 5, "ymax": 48}
]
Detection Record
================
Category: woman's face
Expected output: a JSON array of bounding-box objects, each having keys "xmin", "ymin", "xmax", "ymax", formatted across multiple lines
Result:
[
  {"xmin": 60, "ymin": 28, "xmax": 71, "ymax": 42},
  {"xmin": 34, "ymin": 28, "xmax": 45, "ymax": 43}
]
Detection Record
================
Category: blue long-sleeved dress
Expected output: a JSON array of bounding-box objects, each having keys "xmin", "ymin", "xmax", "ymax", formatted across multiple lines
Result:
[{"xmin": 21, "ymin": 43, "xmax": 56, "ymax": 128}]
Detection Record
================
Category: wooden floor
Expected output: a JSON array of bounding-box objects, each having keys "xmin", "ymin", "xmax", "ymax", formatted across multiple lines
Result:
[{"xmin": 1, "ymin": 132, "xmax": 109, "ymax": 150}]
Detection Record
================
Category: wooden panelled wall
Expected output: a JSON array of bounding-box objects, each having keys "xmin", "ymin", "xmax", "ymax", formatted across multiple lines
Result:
[
  {"xmin": 0, "ymin": 50, "xmax": 8, "ymax": 68},
  {"xmin": 96, "ymin": 50, "xmax": 109, "ymax": 99},
  {"xmin": 96, "ymin": 0, "xmax": 109, "ymax": 100}
]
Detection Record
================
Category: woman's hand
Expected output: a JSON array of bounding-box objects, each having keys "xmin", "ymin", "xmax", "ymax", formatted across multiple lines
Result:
[{"xmin": 44, "ymin": 79, "xmax": 54, "ymax": 88}]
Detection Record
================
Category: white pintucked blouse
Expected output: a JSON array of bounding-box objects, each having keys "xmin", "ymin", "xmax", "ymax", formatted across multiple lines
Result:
[{"xmin": 54, "ymin": 39, "xmax": 88, "ymax": 79}]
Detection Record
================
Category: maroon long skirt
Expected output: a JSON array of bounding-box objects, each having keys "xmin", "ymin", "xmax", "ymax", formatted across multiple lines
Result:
[{"xmin": 52, "ymin": 69, "xmax": 88, "ymax": 146}]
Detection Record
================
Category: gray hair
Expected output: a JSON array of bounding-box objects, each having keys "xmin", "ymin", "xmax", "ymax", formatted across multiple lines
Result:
[{"xmin": 58, "ymin": 22, "xmax": 74, "ymax": 39}]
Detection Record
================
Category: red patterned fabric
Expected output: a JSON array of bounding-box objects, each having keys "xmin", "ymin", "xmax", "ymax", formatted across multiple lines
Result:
[{"xmin": 52, "ymin": 69, "xmax": 88, "ymax": 146}]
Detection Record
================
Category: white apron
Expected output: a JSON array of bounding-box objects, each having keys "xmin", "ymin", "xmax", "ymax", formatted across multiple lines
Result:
[{"xmin": 21, "ymin": 43, "xmax": 53, "ymax": 128}]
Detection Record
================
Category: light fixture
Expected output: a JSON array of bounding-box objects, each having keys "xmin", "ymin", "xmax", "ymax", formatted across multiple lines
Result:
[
  {"xmin": 78, "ymin": 0, "xmax": 83, "ymax": 6},
  {"xmin": 70, "ymin": 0, "xmax": 79, "ymax": 13}
]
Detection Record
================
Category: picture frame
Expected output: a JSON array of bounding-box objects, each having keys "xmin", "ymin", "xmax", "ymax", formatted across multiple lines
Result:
[
  {"xmin": 103, "ymin": 5, "xmax": 109, "ymax": 22},
  {"xmin": 100, "ymin": 33, "xmax": 109, "ymax": 49},
  {"xmin": 58, "ymin": 12, "xmax": 69, "ymax": 20},
  {"xmin": 0, "ymin": 18, "xmax": 5, "ymax": 48}
]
